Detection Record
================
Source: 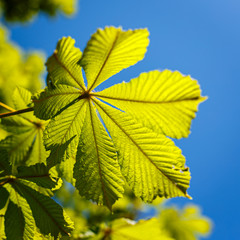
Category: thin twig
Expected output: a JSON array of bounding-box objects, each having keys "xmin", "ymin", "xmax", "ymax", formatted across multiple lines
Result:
[{"xmin": 0, "ymin": 107, "xmax": 34, "ymax": 119}]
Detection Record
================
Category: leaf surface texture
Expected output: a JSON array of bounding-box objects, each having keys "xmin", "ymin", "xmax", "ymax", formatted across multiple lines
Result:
[
  {"xmin": 94, "ymin": 99, "xmax": 191, "ymax": 201},
  {"xmin": 79, "ymin": 26, "xmax": 149, "ymax": 90},
  {"xmin": 74, "ymin": 101, "xmax": 124, "ymax": 208},
  {"xmin": 95, "ymin": 70, "xmax": 206, "ymax": 139}
]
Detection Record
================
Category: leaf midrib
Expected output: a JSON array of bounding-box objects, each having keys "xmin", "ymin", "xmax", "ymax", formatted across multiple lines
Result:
[
  {"xmin": 93, "ymin": 94, "xmax": 204, "ymax": 104},
  {"xmin": 53, "ymin": 52, "xmax": 85, "ymax": 91},
  {"xmin": 88, "ymin": 101, "xmax": 110, "ymax": 208},
  {"xmin": 14, "ymin": 181, "xmax": 70, "ymax": 236},
  {"xmin": 88, "ymin": 30, "xmax": 120, "ymax": 92}
]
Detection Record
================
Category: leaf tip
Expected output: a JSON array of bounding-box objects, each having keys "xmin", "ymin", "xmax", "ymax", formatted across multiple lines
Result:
[
  {"xmin": 186, "ymin": 194, "xmax": 193, "ymax": 200},
  {"xmin": 201, "ymin": 96, "xmax": 208, "ymax": 102}
]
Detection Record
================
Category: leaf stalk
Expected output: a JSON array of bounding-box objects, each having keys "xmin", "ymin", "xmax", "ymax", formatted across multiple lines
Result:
[{"xmin": 0, "ymin": 107, "xmax": 34, "ymax": 119}]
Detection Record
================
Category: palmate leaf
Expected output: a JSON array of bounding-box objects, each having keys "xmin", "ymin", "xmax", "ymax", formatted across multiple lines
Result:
[
  {"xmin": 3, "ymin": 182, "xmax": 73, "ymax": 239},
  {"xmin": 0, "ymin": 152, "xmax": 58, "ymax": 194},
  {"xmin": 95, "ymin": 70, "xmax": 206, "ymax": 139},
  {"xmin": 33, "ymin": 26, "xmax": 205, "ymax": 208},
  {"xmin": 0, "ymin": 157, "xmax": 73, "ymax": 239},
  {"xmin": 0, "ymin": 87, "xmax": 47, "ymax": 167}
]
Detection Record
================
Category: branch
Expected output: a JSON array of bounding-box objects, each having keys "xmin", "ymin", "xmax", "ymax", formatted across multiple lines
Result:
[{"xmin": 0, "ymin": 107, "xmax": 34, "ymax": 119}]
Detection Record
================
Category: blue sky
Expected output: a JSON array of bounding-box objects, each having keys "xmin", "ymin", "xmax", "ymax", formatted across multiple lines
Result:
[{"xmin": 4, "ymin": 0, "xmax": 240, "ymax": 239}]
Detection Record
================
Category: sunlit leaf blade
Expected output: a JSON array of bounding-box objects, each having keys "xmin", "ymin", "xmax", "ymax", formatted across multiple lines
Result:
[
  {"xmin": 44, "ymin": 99, "xmax": 87, "ymax": 168},
  {"xmin": 33, "ymin": 84, "xmax": 81, "ymax": 120},
  {"xmin": 0, "ymin": 87, "xmax": 47, "ymax": 167},
  {"xmin": 79, "ymin": 26, "xmax": 149, "ymax": 90},
  {"xmin": 4, "ymin": 184, "xmax": 35, "ymax": 240},
  {"xmin": 94, "ymin": 99, "xmax": 191, "ymax": 201},
  {"xmin": 110, "ymin": 218, "xmax": 173, "ymax": 240},
  {"xmin": 95, "ymin": 70, "xmax": 206, "ymax": 139},
  {"xmin": 1, "ymin": 115, "xmax": 33, "ymax": 134},
  {"xmin": 159, "ymin": 205, "xmax": 212, "ymax": 240},
  {"xmin": 13, "ymin": 181, "xmax": 74, "ymax": 238},
  {"xmin": 0, "ymin": 129, "xmax": 37, "ymax": 165},
  {"xmin": 26, "ymin": 130, "xmax": 47, "ymax": 166},
  {"xmin": 46, "ymin": 36, "xmax": 85, "ymax": 90},
  {"xmin": 12, "ymin": 87, "xmax": 32, "ymax": 118},
  {"xmin": 74, "ymin": 101, "xmax": 124, "ymax": 209},
  {"xmin": 57, "ymin": 156, "xmax": 76, "ymax": 185},
  {"xmin": 1, "ymin": 87, "xmax": 36, "ymax": 134},
  {"xmin": 16, "ymin": 163, "xmax": 57, "ymax": 189}
]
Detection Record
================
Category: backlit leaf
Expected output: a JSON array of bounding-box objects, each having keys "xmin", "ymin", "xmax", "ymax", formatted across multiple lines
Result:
[
  {"xmin": 95, "ymin": 70, "xmax": 206, "ymax": 139},
  {"xmin": 0, "ymin": 87, "xmax": 47, "ymax": 167},
  {"xmin": 109, "ymin": 218, "xmax": 172, "ymax": 240},
  {"xmin": 1, "ymin": 162, "xmax": 73, "ymax": 239},
  {"xmin": 32, "ymin": 26, "xmax": 206, "ymax": 207},
  {"xmin": 14, "ymin": 182, "xmax": 74, "ymax": 238},
  {"xmin": 94, "ymin": 99, "xmax": 191, "ymax": 201},
  {"xmin": 33, "ymin": 84, "xmax": 81, "ymax": 120},
  {"xmin": 79, "ymin": 26, "xmax": 149, "ymax": 90},
  {"xmin": 74, "ymin": 101, "xmax": 124, "ymax": 208},
  {"xmin": 159, "ymin": 205, "xmax": 212, "ymax": 240},
  {"xmin": 46, "ymin": 36, "xmax": 85, "ymax": 90},
  {"xmin": 44, "ymin": 99, "xmax": 87, "ymax": 168}
]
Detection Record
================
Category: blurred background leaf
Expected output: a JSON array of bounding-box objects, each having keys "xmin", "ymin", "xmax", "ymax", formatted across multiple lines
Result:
[{"xmin": 0, "ymin": 0, "xmax": 78, "ymax": 23}]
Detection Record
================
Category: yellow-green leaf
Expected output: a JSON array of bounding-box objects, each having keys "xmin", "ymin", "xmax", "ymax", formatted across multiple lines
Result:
[
  {"xmin": 46, "ymin": 36, "xmax": 85, "ymax": 91},
  {"xmin": 159, "ymin": 205, "xmax": 212, "ymax": 240},
  {"xmin": 74, "ymin": 101, "xmax": 124, "ymax": 209},
  {"xmin": 95, "ymin": 70, "xmax": 206, "ymax": 139},
  {"xmin": 109, "ymin": 218, "xmax": 172, "ymax": 240},
  {"xmin": 94, "ymin": 99, "xmax": 191, "ymax": 202},
  {"xmin": 4, "ymin": 184, "xmax": 35, "ymax": 240},
  {"xmin": 0, "ymin": 87, "xmax": 47, "ymax": 167},
  {"xmin": 33, "ymin": 84, "xmax": 81, "ymax": 120},
  {"xmin": 44, "ymin": 99, "xmax": 87, "ymax": 168},
  {"xmin": 79, "ymin": 26, "xmax": 149, "ymax": 91}
]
